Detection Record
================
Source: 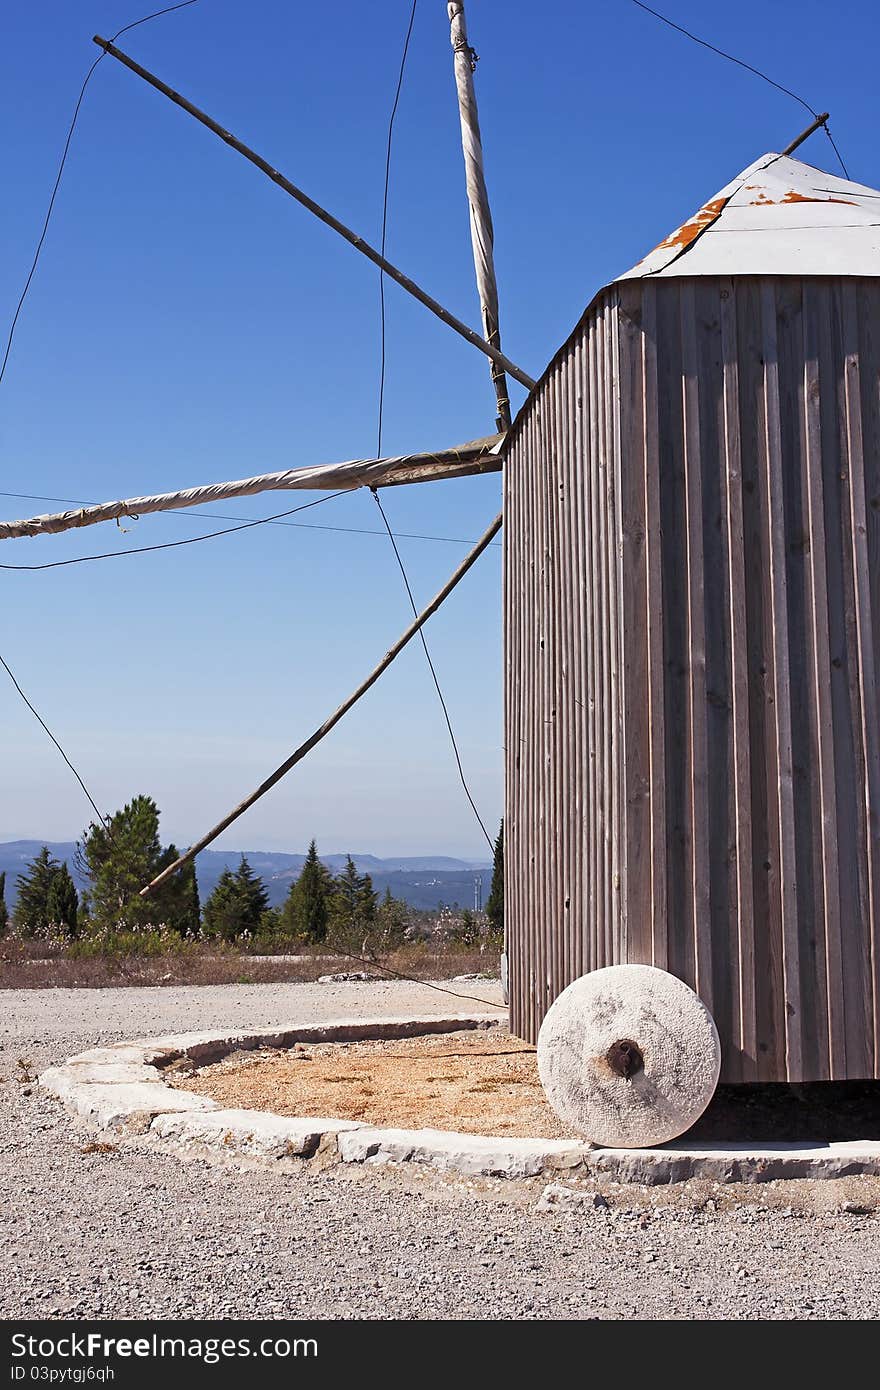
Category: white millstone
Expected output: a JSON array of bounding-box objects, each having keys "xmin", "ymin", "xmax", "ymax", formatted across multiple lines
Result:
[
  {"xmin": 338, "ymin": 1126, "xmax": 585, "ymax": 1177},
  {"xmin": 537, "ymin": 964, "xmax": 721, "ymax": 1148},
  {"xmin": 150, "ymin": 1109, "xmax": 362, "ymax": 1159}
]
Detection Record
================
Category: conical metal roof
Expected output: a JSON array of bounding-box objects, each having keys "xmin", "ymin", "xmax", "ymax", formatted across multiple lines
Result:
[{"xmin": 618, "ymin": 152, "xmax": 880, "ymax": 279}]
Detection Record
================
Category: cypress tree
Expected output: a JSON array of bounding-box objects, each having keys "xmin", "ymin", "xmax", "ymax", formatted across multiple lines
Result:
[
  {"xmin": 202, "ymin": 868, "xmax": 239, "ymax": 941},
  {"xmin": 331, "ymin": 856, "xmax": 363, "ymax": 932},
  {"xmin": 157, "ymin": 845, "xmax": 201, "ymax": 935},
  {"xmin": 0, "ymin": 871, "xmax": 7, "ymax": 936},
  {"xmin": 328, "ymin": 857, "xmax": 382, "ymax": 947},
  {"xmin": 234, "ymin": 857, "xmax": 269, "ymax": 926},
  {"xmin": 13, "ymin": 847, "xmax": 60, "ymax": 935},
  {"xmin": 46, "ymin": 863, "xmax": 79, "ymax": 937},
  {"xmin": 281, "ymin": 840, "xmax": 331, "ymax": 942},
  {"xmin": 486, "ymin": 820, "xmax": 504, "ymax": 940},
  {"xmin": 203, "ymin": 857, "xmax": 268, "ymax": 940},
  {"xmin": 357, "ymin": 871, "xmax": 378, "ymax": 925}
]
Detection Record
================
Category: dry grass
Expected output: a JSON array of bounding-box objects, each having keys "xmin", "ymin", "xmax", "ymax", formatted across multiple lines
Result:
[
  {"xmin": 0, "ymin": 941, "xmax": 499, "ymax": 991},
  {"xmin": 178, "ymin": 1028, "xmax": 571, "ymax": 1139}
]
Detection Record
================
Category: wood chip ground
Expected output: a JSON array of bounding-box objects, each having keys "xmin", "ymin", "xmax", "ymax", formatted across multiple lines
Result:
[{"xmin": 175, "ymin": 1029, "xmax": 573, "ymax": 1139}]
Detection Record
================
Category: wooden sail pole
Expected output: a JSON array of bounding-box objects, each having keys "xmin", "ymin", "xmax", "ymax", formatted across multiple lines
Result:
[
  {"xmin": 781, "ymin": 112, "xmax": 831, "ymax": 156},
  {"xmin": 140, "ymin": 509, "xmax": 503, "ymax": 896},
  {"xmin": 447, "ymin": 2, "xmax": 511, "ymax": 431},
  {"xmin": 0, "ymin": 435, "xmax": 503, "ymax": 542},
  {"xmin": 92, "ymin": 36, "xmax": 535, "ymax": 392}
]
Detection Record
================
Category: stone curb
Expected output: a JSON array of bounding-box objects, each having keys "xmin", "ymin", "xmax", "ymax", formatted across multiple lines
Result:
[
  {"xmin": 581, "ymin": 1140, "xmax": 880, "ymax": 1185},
  {"xmin": 337, "ymin": 1126, "xmax": 585, "ymax": 1177},
  {"xmin": 39, "ymin": 1012, "xmax": 880, "ymax": 1183},
  {"xmin": 38, "ymin": 1013, "xmax": 503, "ymax": 1146},
  {"xmin": 150, "ymin": 1108, "xmax": 363, "ymax": 1161}
]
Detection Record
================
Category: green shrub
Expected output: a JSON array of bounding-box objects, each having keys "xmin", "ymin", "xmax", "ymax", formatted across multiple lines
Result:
[{"xmin": 69, "ymin": 922, "xmax": 193, "ymax": 958}]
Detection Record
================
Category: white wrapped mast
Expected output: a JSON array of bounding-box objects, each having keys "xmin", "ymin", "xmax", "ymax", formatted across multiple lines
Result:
[
  {"xmin": 0, "ymin": 434, "xmax": 503, "ymax": 542},
  {"xmin": 447, "ymin": 2, "xmax": 511, "ymax": 431}
]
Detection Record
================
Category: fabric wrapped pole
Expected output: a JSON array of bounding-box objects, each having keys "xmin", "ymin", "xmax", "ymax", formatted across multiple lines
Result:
[
  {"xmin": 537, "ymin": 965, "xmax": 721, "ymax": 1148},
  {"xmin": 447, "ymin": 2, "xmax": 510, "ymax": 430},
  {"xmin": 0, "ymin": 435, "xmax": 504, "ymax": 542}
]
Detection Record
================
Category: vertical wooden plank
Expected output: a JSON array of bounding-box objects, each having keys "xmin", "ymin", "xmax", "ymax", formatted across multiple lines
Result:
[
  {"xmin": 592, "ymin": 311, "xmax": 609, "ymax": 967},
  {"xmin": 549, "ymin": 355, "xmax": 566, "ymax": 1004},
  {"xmin": 841, "ymin": 282, "xmax": 880, "ymax": 1074},
  {"xmin": 696, "ymin": 279, "xmax": 734, "ymax": 1061},
  {"xmin": 720, "ymin": 279, "xmax": 757, "ymax": 1079},
  {"xmin": 571, "ymin": 330, "xmax": 589, "ymax": 983},
  {"xmin": 828, "ymin": 285, "xmax": 873, "ymax": 1076},
  {"xmin": 617, "ymin": 284, "xmax": 651, "ymax": 964},
  {"xmin": 521, "ymin": 402, "xmax": 539, "ymax": 1041},
  {"xmin": 532, "ymin": 397, "xmax": 545, "ymax": 1037},
  {"xmin": 586, "ymin": 313, "xmax": 601, "ymax": 973},
  {"xmin": 737, "ymin": 278, "xmax": 784, "ymax": 1079},
  {"xmin": 761, "ymin": 281, "xmax": 802, "ymax": 1079},
  {"xmin": 656, "ymin": 282, "xmax": 692, "ymax": 990},
  {"xmin": 605, "ymin": 297, "xmax": 620, "ymax": 966},
  {"xmin": 506, "ymin": 412, "xmax": 523, "ymax": 1036},
  {"xmin": 802, "ymin": 282, "xmax": 846, "ymax": 1077},
  {"xmin": 680, "ymin": 282, "xmax": 713, "ymax": 1013},
  {"xmin": 856, "ymin": 281, "xmax": 880, "ymax": 1074},
  {"xmin": 504, "ymin": 407, "xmax": 522, "ymax": 1035},
  {"xmin": 642, "ymin": 283, "xmax": 668, "ymax": 971},
  {"xmin": 607, "ymin": 296, "xmax": 624, "ymax": 963},
  {"xmin": 777, "ymin": 279, "xmax": 827, "ymax": 1081},
  {"xmin": 502, "ymin": 378, "xmax": 513, "ymax": 1020}
]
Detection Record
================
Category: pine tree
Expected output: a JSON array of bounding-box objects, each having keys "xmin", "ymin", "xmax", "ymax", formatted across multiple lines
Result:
[
  {"xmin": 202, "ymin": 868, "xmax": 238, "ymax": 941},
  {"xmin": 78, "ymin": 795, "xmax": 200, "ymax": 932},
  {"xmin": 13, "ymin": 846, "xmax": 60, "ymax": 935},
  {"xmin": 327, "ymin": 857, "xmax": 380, "ymax": 940},
  {"xmin": 203, "ymin": 857, "xmax": 268, "ymax": 940},
  {"xmin": 46, "ymin": 863, "xmax": 79, "ymax": 937},
  {"xmin": 357, "ymin": 872, "xmax": 378, "ymax": 925},
  {"xmin": 280, "ymin": 840, "xmax": 331, "ymax": 942},
  {"xmin": 157, "ymin": 846, "xmax": 201, "ymax": 936},
  {"xmin": 375, "ymin": 885, "xmax": 407, "ymax": 951},
  {"xmin": 331, "ymin": 856, "xmax": 363, "ymax": 931},
  {"xmin": 0, "ymin": 871, "xmax": 8, "ymax": 937},
  {"xmin": 485, "ymin": 820, "xmax": 504, "ymax": 942},
  {"xmin": 234, "ymin": 857, "xmax": 269, "ymax": 926}
]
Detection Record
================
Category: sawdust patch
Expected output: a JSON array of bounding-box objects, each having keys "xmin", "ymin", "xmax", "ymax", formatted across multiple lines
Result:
[{"xmin": 174, "ymin": 1029, "xmax": 572, "ymax": 1139}]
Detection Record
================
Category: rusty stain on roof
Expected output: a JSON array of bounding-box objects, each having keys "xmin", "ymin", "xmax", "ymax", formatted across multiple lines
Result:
[
  {"xmin": 780, "ymin": 189, "xmax": 856, "ymax": 205},
  {"xmin": 653, "ymin": 196, "xmax": 729, "ymax": 252},
  {"xmin": 747, "ymin": 189, "xmax": 856, "ymax": 205}
]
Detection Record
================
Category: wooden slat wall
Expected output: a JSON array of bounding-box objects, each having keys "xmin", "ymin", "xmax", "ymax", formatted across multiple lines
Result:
[
  {"xmin": 504, "ymin": 276, "xmax": 880, "ymax": 1081},
  {"xmin": 505, "ymin": 291, "xmax": 624, "ymax": 1043}
]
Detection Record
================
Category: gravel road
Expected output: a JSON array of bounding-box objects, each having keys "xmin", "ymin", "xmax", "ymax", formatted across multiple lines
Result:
[{"xmin": 2, "ymin": 980, "xmax": 879, "ymax": 1320}]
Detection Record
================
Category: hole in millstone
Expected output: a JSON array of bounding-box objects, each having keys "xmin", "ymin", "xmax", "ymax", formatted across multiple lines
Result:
[{"xmin": 605, "ymin": 1038, "xmax": 644, "ymax": 1080}]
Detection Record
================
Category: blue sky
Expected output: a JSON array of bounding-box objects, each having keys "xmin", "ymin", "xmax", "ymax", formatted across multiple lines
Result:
[{"xmin": 1, "ymin": 0, "xmax": 877, "ymax": 857}]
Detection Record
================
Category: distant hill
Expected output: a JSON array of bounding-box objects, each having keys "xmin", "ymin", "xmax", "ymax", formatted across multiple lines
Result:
[{"xmin": 0, "ymin": 841, "xmax": 492, "ymax": 913}]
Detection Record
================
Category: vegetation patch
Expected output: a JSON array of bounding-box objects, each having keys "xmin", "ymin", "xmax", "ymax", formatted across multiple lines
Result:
[
  {"xmin": 0, "ymin": 800, "xmax": 504, "ymax": 978},
  {"xmin": 175, "ymin": 1028, "xmax": 569, "ymax": 1140}
]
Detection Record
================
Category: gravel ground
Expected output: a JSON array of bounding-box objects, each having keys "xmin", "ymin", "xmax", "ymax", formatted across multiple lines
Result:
[{"xmin": 2, "ymin": 979, "xmax": 880, "ymax": 1321}]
